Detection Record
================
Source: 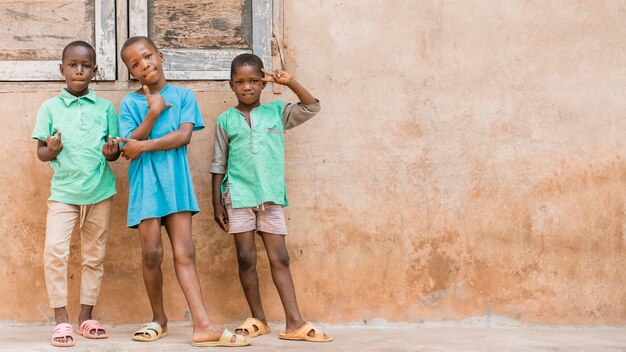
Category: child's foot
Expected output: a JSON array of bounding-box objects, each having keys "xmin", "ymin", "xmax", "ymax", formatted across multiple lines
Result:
[
  {"xmin": 192, "ymin": 328, "xmax": 250, "ymax": 347},
  {"xmin": 192, "ymin": 324, "xmax": 226, "ymax": 342}
]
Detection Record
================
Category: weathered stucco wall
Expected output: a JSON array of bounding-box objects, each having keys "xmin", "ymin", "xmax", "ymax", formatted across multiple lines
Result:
[{"xmin": 1, "ymin": 1, "xmax": 625, "ymax": 325}]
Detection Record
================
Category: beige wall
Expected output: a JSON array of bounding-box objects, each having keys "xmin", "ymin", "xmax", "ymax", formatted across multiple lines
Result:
[{"xmin": 1, "ymin": 1, "xmax": 625, "ymax": 325}]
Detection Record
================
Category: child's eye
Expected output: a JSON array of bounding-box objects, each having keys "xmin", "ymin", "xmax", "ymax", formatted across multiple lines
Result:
[
  {"xmin": 69, "ymin": 64, "xmax": 77, "ymax": 67},
  {"xmin": 84, "ymin": 65, "xmax": 91, "ymax": 68},
  {"xmin": 251, "ymin": 80, "xmax": 258, "ymax": 83},
  {"xmin": 132, "ymin": 63, "xmax": 138, "ymax": 69},
  {"xmin": 146, "ymin": 54, "xmax": 152, "ymax": 59}
]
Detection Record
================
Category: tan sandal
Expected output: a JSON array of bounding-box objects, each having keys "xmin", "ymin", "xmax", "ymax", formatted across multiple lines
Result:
[
  {"xmin": 278, "ymin": 322, "xmax": 332, "ymax": 342},
  {"xmin": 191, "ymin": 329, "xmax": 250, "ymax": 347},
  {"xmin": 132, "ymin": 322, "xmax": 168, "ymax": 342},
  {"xmin": 234, "ymin": 317, "xmax": 271, "ymax": 338}
]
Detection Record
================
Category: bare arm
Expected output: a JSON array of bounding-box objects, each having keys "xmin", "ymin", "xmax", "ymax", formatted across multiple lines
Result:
[
  {"xmin": 212, "ymin": 173, "xmax": 228, "ymax": 232},
  {"xmin": 120, "ymin": 123, "xmax": 193, "ymax": 160}
]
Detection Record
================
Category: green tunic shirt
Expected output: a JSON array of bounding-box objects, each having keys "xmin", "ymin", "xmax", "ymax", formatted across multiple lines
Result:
[
  {"xmin": 32, "ymin": 89, "xmax": 119, "ymax": 205},
  {"xmin": 210, "ymin": 100, "xmax": 320, "ymax": 208}
]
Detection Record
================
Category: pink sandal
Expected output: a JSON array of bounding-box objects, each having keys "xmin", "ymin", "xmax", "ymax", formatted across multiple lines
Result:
[
  {"xmin": 76, "ymin": 319, "xmax": 109, "ymax": 339},
  {"xmin": 51, "ymin": 323, "xmax": 75, "ymax": 347}
]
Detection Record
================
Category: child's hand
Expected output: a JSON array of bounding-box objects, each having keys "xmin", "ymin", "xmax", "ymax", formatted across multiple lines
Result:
[
  {"xmin": 118, "ymin": 137, "xmax": 144, "ymax": 160},
  {"xmin": 143, "ymin": 85, "xmax": 173, "ymax": 114},
  {"xmin": 261, "ymin": 68, "xmax": 293, "ymax": 85},
  {"xmin": 101, "ymin": 136, "xmax": 120, "ymax": 159},
  {"xmin": 213, "ymin": 204, "xmax": 229, "ymax": 232},
  {"xmin": 46, "ymin": 131, "xmax": 63, "ymax": 155}
]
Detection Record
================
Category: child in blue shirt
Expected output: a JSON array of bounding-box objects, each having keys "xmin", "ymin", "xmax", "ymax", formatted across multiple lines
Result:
[
  {"xmin": 210, "ymin": 53, "xmax": 332, "ymax": 342},
  {"xmin": 118, "ymin": 36, "xmax": 248, "ymax": 347}
]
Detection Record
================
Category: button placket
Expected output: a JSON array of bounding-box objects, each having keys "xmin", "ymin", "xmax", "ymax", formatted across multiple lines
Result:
[
  {"xmin": 77, "ymin": 99, "xmax": 83, "ymax": 125},
  {"xmin": 250, "ymin": 108, "xmax": 260, "ymax": 154}
]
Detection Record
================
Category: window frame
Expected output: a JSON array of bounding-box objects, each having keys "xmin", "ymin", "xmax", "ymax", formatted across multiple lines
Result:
[
  {"xmin": 0, "ymin": 0, "xmax": 117, "ymax": 81},
  {"xmin": 128, "ymin": 0, "xmax": 272, "ymax": 80}
]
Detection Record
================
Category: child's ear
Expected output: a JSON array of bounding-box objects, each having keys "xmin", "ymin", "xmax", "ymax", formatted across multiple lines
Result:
[
  {"xmin": 229, "ymin": 80, "xmax": 234, "ymax": 91},
  {"xmin": 159, "ymin": 51, "xmax": 164, "ymax": 62},
  {"xmin": 59, "ymin": 63, "xmax": 64, "ymax": 75},
  {"xmin": 93, "ymin": 64, "xmax": 99, "ymax": 73}
]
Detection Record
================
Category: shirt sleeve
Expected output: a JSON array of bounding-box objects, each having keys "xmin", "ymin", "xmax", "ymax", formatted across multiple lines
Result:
[
  {"xmin": 32, "ymin": 101, "xmax": 52, "ymax": 141},
  {"xmin": 106, "ymin": 102, "xmax": 119, "ymax": 138},
  {"xmin": 118, "ymin": 96, "xmax": 137, "ymax": 139},
  {"xmin": 282, "ymin": 100, "xmax": 321, "ymax": 130},
  {"xmin": 209, "ymin": 120, "xmax": 229, "ymax": 174},
  {"xmin": 181, "ymin": 89, "xmax": 205, "ymax": 131}
]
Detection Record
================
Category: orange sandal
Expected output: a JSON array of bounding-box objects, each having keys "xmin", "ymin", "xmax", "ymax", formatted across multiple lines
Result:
[
  {"xmin": 235, "ymin": 317, "xmax": 271, "ymax": 338},
  {"xmin": 278, "ymin": 322, "xmax": 333, "ymax": 342}
]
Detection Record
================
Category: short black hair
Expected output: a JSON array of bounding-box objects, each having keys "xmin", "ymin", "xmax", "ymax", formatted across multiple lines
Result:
[
  {"xmin": 62, "ymin": 41, "xmax": 96, "ymax": 63},
  {"xmin": 230, "ymin": 53, "xmax": 264, "ymax": 78},
  {"xmin": 120, "ymin": 36, "xmax": 158, "ymax": 63}
]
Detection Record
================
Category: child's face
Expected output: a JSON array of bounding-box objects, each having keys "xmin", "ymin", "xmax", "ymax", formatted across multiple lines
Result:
[
  {"xmin": 122, "ymin": 40, "xmax": 165, "ymax": 88},
  {"xmin": 60, "ymin": 45, "xmax": 97, "ymax": 97},
  {"xmin": 230, "ymin": 65, "xmax": 266, "ymax": 106}
]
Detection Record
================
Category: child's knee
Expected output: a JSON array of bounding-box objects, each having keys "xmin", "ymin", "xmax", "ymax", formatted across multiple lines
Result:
[
  {"xmin": 269, "ymin": 250, "xmax": 290, "ymax": 268},
  {"xmin": 173, "ymin": 248, "xmax": 196, "ymax": 265},
  {"xmin": 237, "ymin": 250, "xmax": 256, "ymax": 271},
  {"xmin": 142, "ymin": 249, "xmax": 163, "ymax": 269}
]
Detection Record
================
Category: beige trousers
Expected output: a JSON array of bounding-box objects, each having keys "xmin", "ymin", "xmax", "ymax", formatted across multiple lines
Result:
[{"xmin": 43, "ymin": 197, "xmax": 112, "ymax": 308}]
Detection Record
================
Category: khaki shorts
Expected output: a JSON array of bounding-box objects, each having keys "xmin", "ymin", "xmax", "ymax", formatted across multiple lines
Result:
[{"xmin": 223, "ymin": 187, "xmax": 287, "ymax": 235}]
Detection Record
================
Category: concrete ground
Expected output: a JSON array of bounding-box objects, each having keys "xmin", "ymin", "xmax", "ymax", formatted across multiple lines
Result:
[{"xmin": 1, "ymin": 321, "xmax": 625, "ymax": 352}]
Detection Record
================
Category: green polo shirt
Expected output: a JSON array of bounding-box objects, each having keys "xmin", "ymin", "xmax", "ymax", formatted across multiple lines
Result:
[
  {"xmin": 32, "ymin": 89, "xmax": 118, "ymax": 205},
  {"xmin": 210, "ymin": 100, "xmax": 320, "ymax": 208}
]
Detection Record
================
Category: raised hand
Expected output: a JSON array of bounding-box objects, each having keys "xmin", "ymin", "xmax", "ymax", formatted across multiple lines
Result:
[
  {"xmin": 143, "ymin": 85, "xmax": 173, "ymax": 114},
  {"xmin": 46, "ymin": 131, "xmax": 63, "ymax": 154},
  {"xmin": 118, "ymin": 137, "xmax": 145, "ymax": 160},
  {"xmin": 261, "ymin": 68, "xmax": 293, "ymax": 85},
  {"xmin": 101, "ymin": 135, "xmax": 120, "ymax": 160}
]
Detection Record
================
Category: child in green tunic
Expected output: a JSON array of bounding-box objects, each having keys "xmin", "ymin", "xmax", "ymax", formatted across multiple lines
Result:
[{"xmin": 210, "ymin": 53, "xmax": 332, "ymax": 342}]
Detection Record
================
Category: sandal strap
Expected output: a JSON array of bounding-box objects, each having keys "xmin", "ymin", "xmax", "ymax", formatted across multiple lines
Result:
[
  {"xmin": 52, "ymin": 323, "xmax": 73, "ymax": 337},
  {"xmin": 80, "ymin": 319, "xmax": 106, "ymax": 334},
  {"xmin": 135, "ymin": 322, "xmax": 161, "ymax": 337}
]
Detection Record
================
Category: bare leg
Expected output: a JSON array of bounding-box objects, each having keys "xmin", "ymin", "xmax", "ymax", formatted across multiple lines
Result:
[
  {"xmin": 260, "ymin": 232, "xmax": 330, "ymax": 339},
  {"xmin": 259, "ymin": 232, "xmax": 305, "ymax": 332},
  {"xmin": 163, "ymin": 212, "xmax": 236, "ymax": 343},
  {"xmin": 233, "ymin": 231, "xmax": 267, "ymax": 334},
  {"xmin": 137, "ymin": 218, "xmax": 168, "ymax": 330}
]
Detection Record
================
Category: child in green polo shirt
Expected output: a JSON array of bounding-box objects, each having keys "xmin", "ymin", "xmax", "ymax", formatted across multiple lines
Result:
[
  {"xmin": 32, "ymin": 41, "xmax": 120, "ymax": 347},
  {"xmin": 210, "ymin": 53, "xmax": 332, "ymax": 343}
]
